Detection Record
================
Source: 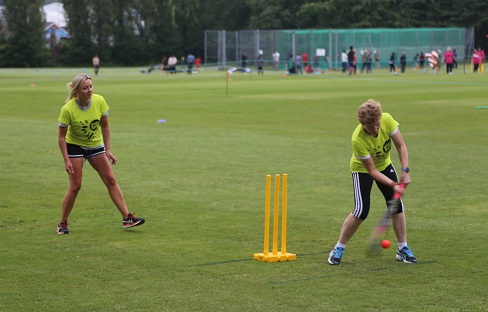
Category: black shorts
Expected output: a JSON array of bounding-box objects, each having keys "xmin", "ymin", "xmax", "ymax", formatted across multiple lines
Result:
[
  {"xmin": 351, "ymin": 164, "xmax": 403, "ymax": 220},
  {"xmin": 67, "ymin": 143, "xmax": 105, "ymax": 160}
]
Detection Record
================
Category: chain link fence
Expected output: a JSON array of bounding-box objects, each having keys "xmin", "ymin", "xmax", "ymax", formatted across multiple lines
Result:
[{"xmin": 204, "ymin": 28, "xmax": 474, "ymax": 70}]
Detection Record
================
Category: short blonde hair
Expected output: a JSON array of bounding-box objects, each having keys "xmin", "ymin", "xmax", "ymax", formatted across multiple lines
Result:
[
  {"xmin": 357, "ymin": 99, "xmax": 382, "ymax": 125},
  {"xmin": 66, "ymin": 74, "xmax": 91, "ymax": 102}
]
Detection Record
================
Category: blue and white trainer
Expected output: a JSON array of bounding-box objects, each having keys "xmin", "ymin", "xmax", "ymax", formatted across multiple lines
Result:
[
  {"xmin": 396, "ymin": 246, "xmax": 418, "ymax": 263},
  {"xmin": 328, "ymin": 247, "xmax": 345, "ymax": 265}
]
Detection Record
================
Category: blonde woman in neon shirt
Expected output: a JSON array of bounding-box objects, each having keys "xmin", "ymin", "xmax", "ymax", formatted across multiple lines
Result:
[{"xmin": 57, "ymin": 74, "xmax": 144, "ymax": 234}]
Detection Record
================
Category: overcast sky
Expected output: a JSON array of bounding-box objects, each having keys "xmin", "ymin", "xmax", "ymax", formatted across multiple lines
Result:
[{"xmin": 43, "ymin": 2, "xmax": 66, "ymax": 27}]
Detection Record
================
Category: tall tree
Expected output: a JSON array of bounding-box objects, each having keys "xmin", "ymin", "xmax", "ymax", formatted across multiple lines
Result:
[
  {"xmin": 110, "ymin": 0, "xmax": 144, "ymax": 65},
  {"xmin": 91, "ymin": 0, "xmax": 114, "ymax": 62},
  {"xmin": 2, "ymin": 0, "xmax": 485, "ymax": 66},
  {"xmin": 175, "ymin": 0, "xmax": 202, "ymax": 55},
  {"xmin": 130, "ymin": 0, "xmax": 179, "ymax": 63},
  {"xmin": 247, "ymin": 0, "xmax": 292, "ymax": 30},
  {"xmin": 296, "ymin": 1, "xmax": 335, "ymax": 29},
  {"xmin": 201, "ymin": 0, "xmax": 250, "ymax": 30},
  {"xmin": 61, "ymin": 0, "xmax": 94, "ymax": 66},
  {"xmin": 450, "ymin": 0, "xmax": 488, "ymax": 50},
  {"xmin": 0, "ymin": 0, "xmax": 50, "ymax": 67},
  {"xmin": 146, "ymin": 0, "xmax": 181, "ymax": 60}
]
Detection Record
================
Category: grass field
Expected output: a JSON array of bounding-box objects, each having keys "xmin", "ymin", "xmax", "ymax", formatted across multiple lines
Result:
[{"xmin": 1, "ymin": 66, "xmax": 487, "ymax": 311}]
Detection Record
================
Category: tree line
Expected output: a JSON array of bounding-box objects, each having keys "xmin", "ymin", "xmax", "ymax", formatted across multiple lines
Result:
[{"xmin": 0, "ymin": 0, "xmax": 487, "ymax": 67}]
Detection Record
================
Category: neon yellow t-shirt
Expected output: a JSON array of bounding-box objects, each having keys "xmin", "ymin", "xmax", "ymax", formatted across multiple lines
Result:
[
  {"xmin": 350, "ymin": 113, "xmax": 399, "ymax": 173},
  {"xmin": 58, "ymin": 94, "xmax": 109, "ymax": 148}
]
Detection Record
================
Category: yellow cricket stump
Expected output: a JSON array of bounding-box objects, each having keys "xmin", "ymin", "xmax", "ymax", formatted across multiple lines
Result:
[{"xmin": 253, "ymin": 174, "xmax": 296, "ymax": 262}]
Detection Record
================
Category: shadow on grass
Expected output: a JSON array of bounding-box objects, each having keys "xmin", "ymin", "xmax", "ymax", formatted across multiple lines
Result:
[
  {"xmin": 187, "ymin": 252, "xmax": 437, "ymax": 285},
  {"xmin": 187, "ymin": 251, "xmax": 328, "ymax": 267},
  {"xmin": 269, "ymin": 260, "xmax": 437, "ymax": 284}
]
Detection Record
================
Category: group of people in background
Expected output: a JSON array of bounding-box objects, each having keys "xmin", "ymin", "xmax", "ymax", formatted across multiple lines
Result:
[
  {"xmin": 269, "ymin": 45, "xmax": 486, "ymax": 76},
  {"xmin": 91, "ymin": 54, "xmax": 201, "ymax": 76},
  {"xmin": 239, "ymin": 51, "xmax": 321, "ymax": 75},
  {"xmin": 341, "ymin": 46, "xmax": 375, "ymax": 75},
  {"xmin": 340, "ymin": 46, "xmax": 485, "ymax": 76},
  {"xmin": 92, "ymin": 47, "xmax": 485, "ymax": 77},
  {"xmin": 160, "ymin": 54, "xmax": 201, "ymax": 74},
  {"xmin": 291, "ymin": 52, "xmax": 319, "ymax": 74},
  {"xmin": 360, "ymin": 50, "xmax": 373, "ymax": 74}
]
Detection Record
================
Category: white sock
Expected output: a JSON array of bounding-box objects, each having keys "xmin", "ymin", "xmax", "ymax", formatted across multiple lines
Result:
[
  {"xmin": 398, "ymin": 242, "xmax": 407, "ymax": 249},
  {"xmin": 336, "ymin": 242, "xmax": 346, "ymax": 249}
]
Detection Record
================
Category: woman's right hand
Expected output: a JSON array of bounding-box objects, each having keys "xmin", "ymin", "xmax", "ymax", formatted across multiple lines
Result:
[{"xmin": 65, "ymin": 160, "xmax": 74, "ymax": 174}]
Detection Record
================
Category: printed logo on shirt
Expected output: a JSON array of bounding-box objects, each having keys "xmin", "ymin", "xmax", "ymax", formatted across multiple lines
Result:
[
  {"xmin": 383, "ymin": 139, "xmax": 392, "ymax": 153},
  {"xmin": 79, "ymin": 119, "xmax": 100, "ymax": 140}
]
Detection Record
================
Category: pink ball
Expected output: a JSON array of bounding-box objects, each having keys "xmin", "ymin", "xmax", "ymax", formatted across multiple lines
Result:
[{"xmin": 381, "ymin": 240, "xmax": 391, "ymax": 249}]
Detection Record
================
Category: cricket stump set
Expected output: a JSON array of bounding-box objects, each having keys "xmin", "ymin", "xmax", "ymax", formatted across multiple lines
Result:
[{"xmin": 253, "ymin": 174, "xmax": 296, "ymax": 262}]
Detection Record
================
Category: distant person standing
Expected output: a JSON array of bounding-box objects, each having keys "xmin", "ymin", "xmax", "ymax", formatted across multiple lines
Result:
[
  {"xmin": 286, "ymin": 52, "xmax": 292, "ymax": 71},
  {"xmin": 353, "ymin": 49, "xmax": 357, "ymax": 75},
  {"xmin": 187, "ymin": 53, "xmax": 195, "ymax": 74},
  {"xmin": 160, "ymin": 56, "xmax": 167, "ymax": 74},
  {"xmin": 341, "ymin": 50, "xmax": 348, "ymax": 73},
  {"xmin": 287, "ymin": 54, "xmax": 296, "ymax": 74},
  {"xmin": 302, "ymin": 52, "xmax": 309, "ymax": 68},
  {"xmin": 400, "ymin": 52, "xmax": 407, "ymax": 73},
  {"xmin": 413, "ymin": 53, "xmax": 419, "ymax": 70},
  {"xmin": 419, "ymin": 52, "xmax": 425, "ymax": 73},
  {"xmin": 361, "ymin": 50, "xmax": 372, "ymax": 74},
  {"xmin": 479, "ymin": 48, "xmax": 485, "ymax": 73},
  {"xmin": 92, "ymin": 54, "xmax": 100, "ymax": 76},
  {"xmin": 374, "ymin": 50, "xmax": 380, "ymax": 68},
  {"xmin": 272, "ymin": 51, "xmax": 280, "ymax": 70},
  {"xmin": 361, "ymin": 50, "xmax": 368, "ymax": 74},
  {"xmin": 444, "ymin": 48, "xmax": 454, "ymax": 75},
  {"xmin": 348, "ymin": 46, "xmax": 355, "ymax": 75},
  {"xmin": 295, "ymin": 54, "xmax": 303, "ymax": 75},
  {"xmin": 195, "ymin": 57, "xmax": 201, "ymax": 72},
  {"xmin": 430, "ymin": 51, "xmax": 440, "ymax": 75},
  {"xmin": 242, "ymin": 53, "xmax": 248, "ymax": 68},
  {"xmin": 472, "ymin": 49, "xmax": 481, "ymax": 73},
  {"xmin": 257, "ymin": 54, "xmax": 264, "ymax": 75},
  {"xmin": 389, "ymin": 52, "xmax": 397, "ymax": 74},
  {"xmin": 367, "ymin": 51, "xmax": 373, "ymax": 73},
  {"xmin": 167, "ymin": 55, "xmax": 177, "ymax": 74}
]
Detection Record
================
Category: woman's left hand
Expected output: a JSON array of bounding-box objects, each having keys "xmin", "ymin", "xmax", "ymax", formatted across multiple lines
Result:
[{"xmin": 400, "ymin": 172, "xmax": 410, "ymax": 185}]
